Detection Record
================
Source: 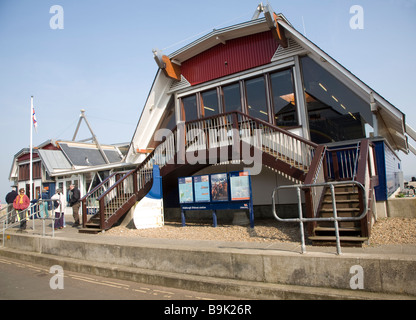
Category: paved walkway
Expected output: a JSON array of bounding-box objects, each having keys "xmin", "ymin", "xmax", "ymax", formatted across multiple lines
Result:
[
  {"xmin": 9, "ymin": 214, "xmax": 416, "ymax": 258},
  {"xmin": 2, "ymin": 214, "xmax": 416, "ymax": 300}
]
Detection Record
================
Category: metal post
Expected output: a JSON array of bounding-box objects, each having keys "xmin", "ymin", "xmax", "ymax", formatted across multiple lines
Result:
[
  {"xmin": 181, "ymin": 210, "xmax": 186, "ymax": 227},
  {"xmin": 2, "ymin": 220, "xmax": 5, "ymax": 247},
  {"xmin": 42, "ymin": 214, "xmax": 45, "ymax": 237},
  {"xmin": 32, "ymin": 206, "xmax": 35, "ymax": 231},
  {"xmin": 297, "ymin": 187, "xmax": 306, "ymax": 254},
  {"xmin": 330, "ymin": 184, "xmax": 342, "ymax": 255},
  {"xmin": 212, "ymin": 210, "xmax": 217, "ymax": 227}
]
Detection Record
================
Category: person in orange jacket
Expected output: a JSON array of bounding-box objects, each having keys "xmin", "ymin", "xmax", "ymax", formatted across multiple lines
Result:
[{"xmin": 13, "ymin": 188, "xmax": 30, "ymax": 231}]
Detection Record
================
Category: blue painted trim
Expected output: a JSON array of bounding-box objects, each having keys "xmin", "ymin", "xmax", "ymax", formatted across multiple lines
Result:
[{"xmin": 147, "ymin": 165, "xmax": 163, "ymax": 200}]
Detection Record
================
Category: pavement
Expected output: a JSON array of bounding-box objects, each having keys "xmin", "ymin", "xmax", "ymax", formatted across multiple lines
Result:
[{"xmin": 1, "ymin": 214, "xmax": 415, "ymax": 300}]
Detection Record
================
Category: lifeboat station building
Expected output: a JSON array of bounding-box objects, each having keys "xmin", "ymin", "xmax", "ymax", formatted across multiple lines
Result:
[{"xmin": 10, "ymin": 6, "xmax": 416, "ymax": 246}]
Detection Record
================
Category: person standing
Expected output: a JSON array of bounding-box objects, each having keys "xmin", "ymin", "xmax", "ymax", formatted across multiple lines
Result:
[
  {"xmin": 13, "ymin": 188, "xmax": 30, "ymax": 231},
  {"xmin": 5, "ymin": 187, "xmax": 18, "ymax": 224},
  {"xmin": 38, "ymin": 187, "xmax": 50, "ymax": 219},
  {"xmin": 51, "ymin": 188, "xmax": 66, "ymax": 230},
  {"xmin": 68, "ymin": 184, "xmax": 81, "ymax": 227}
]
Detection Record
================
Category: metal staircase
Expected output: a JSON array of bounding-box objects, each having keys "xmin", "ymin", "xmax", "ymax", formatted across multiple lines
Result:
[
  {"xmin": 79, "ymin": 111, "xmax": 377, "ymax": 250},
  {"xmin": 80, "ymin": 111, "xmax": 318, "ymax": 233},
  {"xmin": 303, "ymin": 139, "xmax": 377, "ymax": 247}
]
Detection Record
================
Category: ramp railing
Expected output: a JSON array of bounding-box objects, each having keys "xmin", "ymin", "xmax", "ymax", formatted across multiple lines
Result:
[
  {"xmin": 272, "ymin": 181, "xmax": 368, "ymax": 255},
  {"xmin": 1, "ymin": 199, "xmax": 63, "ymax": 246}
]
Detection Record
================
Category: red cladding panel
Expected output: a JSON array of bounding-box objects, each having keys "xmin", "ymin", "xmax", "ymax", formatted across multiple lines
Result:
[{"xmin": 181, "ymin": 31, "xmax": 279, "ymax": 86}]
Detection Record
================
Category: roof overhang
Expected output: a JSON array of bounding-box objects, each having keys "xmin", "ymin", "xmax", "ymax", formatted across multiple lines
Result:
[
  {"xmin": 148, "ymin": 7, "xmax": 410, "ymax": 154},
  {"xmin": 49, "ymin": 161, "xmax": 133, "ymax": 177},
  {"xmin": 168, "ymin": 18, "xmax": 271, "ymax": 64}
]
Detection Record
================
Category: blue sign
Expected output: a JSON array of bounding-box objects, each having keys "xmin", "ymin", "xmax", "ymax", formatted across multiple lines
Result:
[
  {"xmin": 178, "ymin": 171, "xmax": 254, "ymax": 228},
  {"xmin": 178, "ymin": 177, "xmax": 193, "ymax": 204},
  {"xmin": 193, "ymin": 175, "xmax": 210, "ymax": 203}
]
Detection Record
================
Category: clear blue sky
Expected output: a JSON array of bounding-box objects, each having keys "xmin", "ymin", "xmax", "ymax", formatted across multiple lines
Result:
[{"xmin": 1, "ymin": 0, "xmax": 415, "ymax": 201}]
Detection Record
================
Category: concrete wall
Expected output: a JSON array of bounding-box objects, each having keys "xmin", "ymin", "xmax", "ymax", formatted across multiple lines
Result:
[
  {"xmin": 3, "ymin": 232, "xmax": 415, "ymax": 297},
  {"xmin": 376, "ymin": 198, "xmax": 416, "ymax": 219},
  {"xmin": 386, "ymin": 198, "xmax": 416, "ymax": 218}
]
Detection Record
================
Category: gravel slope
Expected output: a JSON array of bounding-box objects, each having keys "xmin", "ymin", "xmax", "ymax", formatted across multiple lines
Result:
[{"xmin": 103, "ymin": 218, "xmax": 416, "ymax": 246}]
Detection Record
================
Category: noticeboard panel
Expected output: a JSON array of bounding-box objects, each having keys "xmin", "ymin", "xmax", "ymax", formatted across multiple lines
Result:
[
  {"xmin": 210, "ymin": 173, "xmax": 229, "ymax": 202},
  {"xmin": 178, "ymin": 177, "xmax": 194, "ymax": 204},
  {"xmin": 230, "ymin": 171, "xmax": 251, "ymax": 201},
  {"xmin": 193, "ymin": 175, "xmax": 210, "ymax": 203}
]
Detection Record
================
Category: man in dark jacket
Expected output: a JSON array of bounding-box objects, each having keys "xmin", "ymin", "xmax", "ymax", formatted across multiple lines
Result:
[
  {"xmin": 5, "ymin": 187, "xmax": 18, "ymax": 223},
  {"xmin": 68, "ymin": 184, "xmax": 81, "ymax": 227}
]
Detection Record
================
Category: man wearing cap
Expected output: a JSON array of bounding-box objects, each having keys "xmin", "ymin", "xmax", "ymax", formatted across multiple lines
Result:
[{"xmin": 5, "ymin": 187, "xmax": 18, "ymax": 224}]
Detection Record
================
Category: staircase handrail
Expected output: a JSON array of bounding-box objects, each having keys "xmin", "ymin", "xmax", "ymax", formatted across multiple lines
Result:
[
  {"xmin": 85, "ymin": 110, "xmax": 320, "ymax": 230},
  {"xmin": 184, "ymin": 110, "xmax": 319, "ymax": 148},
  {"xmin": 80, "ymin": 172, "xmax": 118, "ymax": 202},
  {"xmin": 355, "ymin": 139, "xmax": 377, "ymax": 238},
  {"xmin": 81, "ymin": 172, "xmax": 118, "ymax": 227},
  {"xmin": 234, "ymin": 111, "xmax": 318, "ymax": 148},
  {"xmin": 98, "ymin": 169, "xmax": 136, "ymax": 203}
]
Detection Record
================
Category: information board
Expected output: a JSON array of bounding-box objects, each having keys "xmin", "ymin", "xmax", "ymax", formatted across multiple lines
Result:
[
  {"xmin": 178, "ymin": 177, "xmax": 193, "ymax": 204},
  {"xmin": 178, "ymin": 171, "xmax": 254, "ymax": 228},
  {"xmin": 230, "ymin": 171, "xmax": 251, "ymax": 201},
  {"xmin": 210, "ymin": 173, "xmax": 228, "ymax": 202},
  {"xmin": 193, "ymin": 175, "xmax": 210, "ymax": 203}
]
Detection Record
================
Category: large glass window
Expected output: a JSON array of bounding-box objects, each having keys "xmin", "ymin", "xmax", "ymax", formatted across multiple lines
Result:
[
  {"xmin": 159, "ymin": 98, "xmax": 176, "ymax": 131},
  {"xmin": 270, "ymin": 69, "xmax": 298, "ymax": 127},
  {"xmin": 245, "ymin": 76, "xmax": 269, "ymax": 122},
  {"xmin": 301, "ymin": 56, "xmax": 371, "ymax": 144},
  {"xmin": 182, "ymin": 94, "xmax": 198, "ymax": 122},
  {"xmin": 222, "ymin": 83, "xmax": 241, "ymax": 113},
  {"xmin": 201, "ymin": 89, "xmax": 220, "ymax": 117}
]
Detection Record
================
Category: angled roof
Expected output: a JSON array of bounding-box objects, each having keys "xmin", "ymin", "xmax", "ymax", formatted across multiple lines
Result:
[
  {"xmin": 38, "ymin": 149, "xmax": 72, "ymax": 175},
  {"xmin": 127, "ymin": 8, "xmax": 411, "ymax": 161},
  {"xmin": 166, "ymin": 12, "xmax": 408, "ymax": 152},
  {"xmin": 58, "ymin": 141, "xmax": 123, "ymax": 167}
]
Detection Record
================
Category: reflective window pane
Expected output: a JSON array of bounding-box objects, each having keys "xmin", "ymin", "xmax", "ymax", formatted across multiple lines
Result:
[
  {"xmin": 201, "ymin": 89, "xmax": 219, "ymax": 117},
  {"xmin": 246, "ymin": 77, "xmax": 269, "ymax": 122},
  {"xmin": 159, "ymin": 98, "xmax": 176, "ymax": 130},
  {"xmin": 301, "ymin": 56, "xmax": 371, "ymax": 144},
  {"xmin": 270, "ymin": 69, "xmax": 298, "ymax": 127},
  {"xmin": 182, "ymin": 94, "xmax": 198, "ymax": 122},
  {"xmin": 223, "ymin": 83, "xmax": 241, "ymax": 113}
]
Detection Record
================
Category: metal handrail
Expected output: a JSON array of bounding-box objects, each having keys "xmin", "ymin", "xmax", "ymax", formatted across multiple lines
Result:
[
  {"xmin": 272, "ymin": 181, "xmax": 368, "ymax": 255},
  {"xmin": 87, "ymin": 110, "xmax": 320, "ymax": 230},
  {"xmin": 1, "ymin": 199, "xmax": 64, "ymax": 246}
]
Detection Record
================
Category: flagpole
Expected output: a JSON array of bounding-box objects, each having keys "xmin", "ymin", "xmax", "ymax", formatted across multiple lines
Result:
[{"xmin": 30, "ymin": 96, "xmax": 33, "ymax": 202}]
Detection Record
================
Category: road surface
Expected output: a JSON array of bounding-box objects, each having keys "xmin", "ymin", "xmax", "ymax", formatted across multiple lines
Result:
[{"xmin": 0, "ymin": 256, "xmax": 242, "ymax": 300}]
